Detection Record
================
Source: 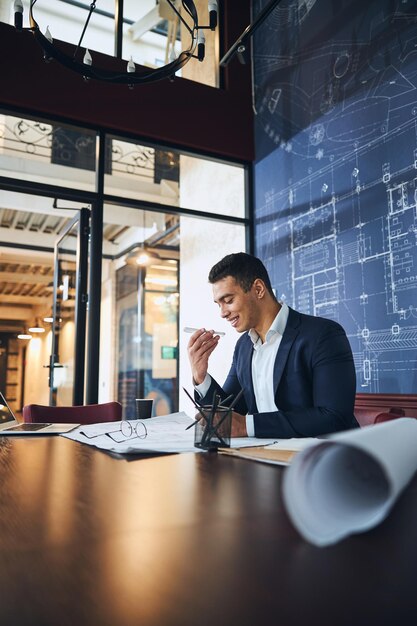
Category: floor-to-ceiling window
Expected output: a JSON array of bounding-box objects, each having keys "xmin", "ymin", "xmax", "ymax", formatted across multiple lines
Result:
[{"xmin": 0, "ymin": 110, "xmax": 250, "ymax": 415}]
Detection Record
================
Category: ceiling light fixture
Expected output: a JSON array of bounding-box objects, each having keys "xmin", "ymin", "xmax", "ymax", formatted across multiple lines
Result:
[
  {"xmin": 126, "ymin": 246, "xmax": 161, "ymax": 267},
  {"xmin": 17, "ymin": 333, "xmax": 32, "ymax": 340},
  {"xmin": 14, "ymin": 0, "xmax": 218, "ymax": 86},
  {"xmin": 28, "ymin": 319, "xmax": 45, "ymax": 333},
  {"xmin": 135, "ymin": 251, "xmax": 154, "ymax": 266},
  {"xmin": 43, "ymin": 315, "xmax": 62, "ymax": 323}
]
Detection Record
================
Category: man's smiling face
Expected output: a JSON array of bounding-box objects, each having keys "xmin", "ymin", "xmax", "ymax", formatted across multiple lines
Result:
[{"xmin": 212, "ymin": 275, "xmax": 261, "ymax": 333}]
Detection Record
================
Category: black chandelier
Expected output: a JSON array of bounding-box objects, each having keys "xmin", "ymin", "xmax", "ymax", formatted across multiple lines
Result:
[{"xmin": 13, "ymin": 0, "xmax": 218, "ymax": 86}]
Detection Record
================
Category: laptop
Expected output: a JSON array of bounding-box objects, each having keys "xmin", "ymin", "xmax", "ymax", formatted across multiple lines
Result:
[{"xmin": 0, "ymin": 392, "xmax": 80, "ymax": 435}]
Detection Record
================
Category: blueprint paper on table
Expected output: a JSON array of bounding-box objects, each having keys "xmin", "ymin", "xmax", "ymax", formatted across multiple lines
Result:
[
  {"xmin": 282, "ymin": 418, "xmax": 417, "ymax": 547},
  {"xmin": 61, "ymin": 412, "xmax": 277, "ymax": 455}
]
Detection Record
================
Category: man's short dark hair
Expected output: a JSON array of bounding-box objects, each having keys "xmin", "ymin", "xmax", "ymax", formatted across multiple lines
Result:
[{"xmin": 208, "ymin": 252, "xmax": 276, "ymax": 298}]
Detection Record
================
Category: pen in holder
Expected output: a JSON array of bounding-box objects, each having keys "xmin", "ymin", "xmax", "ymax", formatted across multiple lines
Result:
[
  {"xmin": 182, "ymin": 387, "xmax": 244, "ymax": 451},
  {"xmin": 194, "ymin": 402, "xmax": 232, "ymax": 450}
]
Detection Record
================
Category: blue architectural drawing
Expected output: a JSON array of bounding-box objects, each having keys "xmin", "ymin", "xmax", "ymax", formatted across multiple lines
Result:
[{"xmin": 253, "ymin": 0, "xmax": 417, "ymax": 392}]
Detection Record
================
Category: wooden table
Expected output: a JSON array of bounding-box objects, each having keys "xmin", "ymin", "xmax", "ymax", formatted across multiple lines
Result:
[{"xmin": 1, "ymin": 436, "xmax": 417, "ymax": 626}]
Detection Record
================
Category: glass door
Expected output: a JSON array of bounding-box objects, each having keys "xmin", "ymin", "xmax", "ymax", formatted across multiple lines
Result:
[
  {"xmin": 49, "ymin": 208, "xmax": 89, "ymax": 405},
  {"xmin": 116, "ymin": 257, "xmax": 179, "ymax": 418}
]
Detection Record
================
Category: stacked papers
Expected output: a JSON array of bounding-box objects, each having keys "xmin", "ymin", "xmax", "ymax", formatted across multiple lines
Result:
[
  {"xmin": 63, "ymin": 412, "xmax": 198, "ymax": 454},
  {"xmin": 62, "ymin": 412, "xmax": 277, "ymax": 455},
  {"xmin": 219, "ymin": 438, "xmax": 318, "ymax": 465},
  {"xmin": 282, "ymin": 418, "xmax": 417, "ymax": 546}
]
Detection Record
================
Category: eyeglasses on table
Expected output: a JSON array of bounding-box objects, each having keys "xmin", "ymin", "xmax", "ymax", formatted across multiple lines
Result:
[{"xmin": 80, "ymin": 420, "xmax": 148, "ymax": 443}]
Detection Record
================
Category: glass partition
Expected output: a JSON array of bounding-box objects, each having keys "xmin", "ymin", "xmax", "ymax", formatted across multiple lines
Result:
[
  {"xmin": 100, "ymin": 204, "xmax": 179, "ymax": 417},
  {"xmin": 115, "ymin": 257, "xmax": 179, "ymax": 418},
  {"xmin": 0, "ymin": 114, "xmax": 248, "ymax": 411},
  {"xmin": 0, "ymin": 114, "xmax": 97, "ymax": 190},
  {"xmin": 99, "ymin": 204, "xmax": 246, "ymax": 418},
  {"xmin": 50, "ymin": 250, "xmax": 77, "ymax": 407},
  {"xmin": 0, "ymin": 189, "xmax": 85, "ymax": 410},
  {"xmin": 179, "ymin": 154, "xmax": 246, "ymax": 217},
  {"xmin": 104, "ymin": 135, "xmax": 245, "ymax": 217},
  {"xmin": 104, "ymin": 135, "xmax": 180, "ymax": 205},
  {"xmin": 50, "ymin": 210, "xmax": 89, "ymax": 406}
]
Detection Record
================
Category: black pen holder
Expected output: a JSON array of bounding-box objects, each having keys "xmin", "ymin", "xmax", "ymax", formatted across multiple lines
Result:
[{"xmin": 194, "ymin": 405, "xmax": 232, "ymax": 450}]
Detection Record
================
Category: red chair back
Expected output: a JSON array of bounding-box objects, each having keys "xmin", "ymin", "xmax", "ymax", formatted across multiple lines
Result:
[
  {"xmin": 354, "ymin": 393, "xmax": 417, "ymax": 426},
  {"xmin": 23, "ymin": 402, "xmax": 122, "ymax": 425}
]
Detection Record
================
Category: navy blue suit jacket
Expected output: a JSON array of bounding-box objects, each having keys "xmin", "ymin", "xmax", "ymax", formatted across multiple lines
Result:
[{"xmin": 199, "ymin": 307, "xmax": 358, "ymax": 438}]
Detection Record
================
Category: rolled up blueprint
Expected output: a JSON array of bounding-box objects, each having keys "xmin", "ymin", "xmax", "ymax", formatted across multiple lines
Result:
[{"xmin": 282, "ymin": 418, "xmax": 417, "ymax": 547}]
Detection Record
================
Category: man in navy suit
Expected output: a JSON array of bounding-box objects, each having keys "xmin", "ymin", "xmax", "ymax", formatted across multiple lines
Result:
[{"xmin": 187, "ymin": 252, "xmax": 358, "ymax": 438}]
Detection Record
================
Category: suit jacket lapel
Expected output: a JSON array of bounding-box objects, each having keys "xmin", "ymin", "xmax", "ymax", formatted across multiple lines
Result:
[
  {"xmin": 240, "ymin": 335, "xmax": 257, "ymax": 412},
  {"xmin": 273, "ymin": 307, "xmax": 300, "ymax": 391}
]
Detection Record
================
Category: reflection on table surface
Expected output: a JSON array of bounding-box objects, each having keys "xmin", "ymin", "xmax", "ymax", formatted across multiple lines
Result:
[{"xmin": 1, "ymin": 436, "xmax": 417, "ymax": 626}]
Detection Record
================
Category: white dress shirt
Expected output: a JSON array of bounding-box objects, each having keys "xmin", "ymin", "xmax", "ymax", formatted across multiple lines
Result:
[{"xmin": 195, "ymin": 302, "xmax": 289, "ymax": 436}]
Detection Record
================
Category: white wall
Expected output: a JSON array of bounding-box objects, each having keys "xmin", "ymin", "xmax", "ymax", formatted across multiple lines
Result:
[
  {"xmin": 56, "ymin": 321, "xmax": 75, "ymax": 406},
  {"xmin": 23, "ymin": 332, "xmax": 51, "ymax": 406},
  {"xmin": 98, "ymin": 258, "xmax": 115, "ymax": 403},
  {"xmin": 23, "ymin": 319, "xmax": 78, "ymax": 407},
  {"xmin": 178, "ymin": 155, "xmax": 246, "ymax": 416}
]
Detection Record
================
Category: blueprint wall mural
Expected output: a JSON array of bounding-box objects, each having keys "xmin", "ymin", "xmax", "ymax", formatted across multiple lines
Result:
[{"xmin": 253, "ymin": 0, "xmax": 417, "ymax": 393}]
